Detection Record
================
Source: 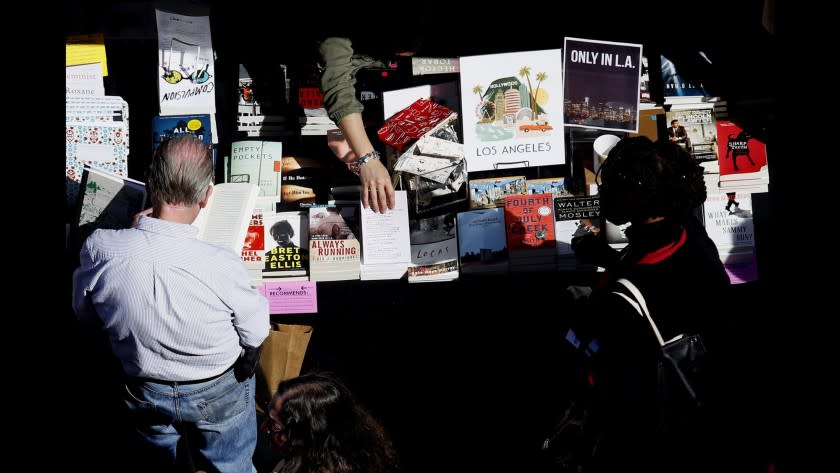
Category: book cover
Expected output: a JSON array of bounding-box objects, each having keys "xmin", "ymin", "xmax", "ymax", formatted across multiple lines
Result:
[
  {"xmin": 459, "ymin": 49, "xmax": 566, "ymax": 171},
  {"xmin": 229, "ymin": 140, "xmax": 283, "ymax": 197},
  {"xmin": 661, "ymin": 53, "xmax": 709, "ymax": 100},
  {"xmin": 553, "ymin": 196, "xmax": 600, "ymax": 257},
  {"xmin": 152, "ymin": 114, "xmax": 213, "ymax": 149},
  {"xmin": 359, "ymin": 191, "xmax": 411, "ymax": 266},
  {"xmin": 278, "ymin": 156, "xmax": 328, "ymax": 209},
  {"xmin": 715, "ymin": 120, "xmax": 769, "ymax": 178},
  {"xmin": 526, "ymin": 177, "xmax": 573, "ymax": 200},
  {"xmin": 72, "ymin": 165, "xmax": 147, "ymax": 246},
  {"xmin": 408, "ymin": 211, "xmax": 459, "ymax": 282},
  {"xmin": 240, "ymin": 196, "xmax": 279, "ymax": 274},
  {"xmin": 65, "ymin": 121, "xmax": 129, "ymax": 207},
  {"xmin": 503, "ymin": 193, "xmax": 556, "ymax": 253},
  {"xmin": 308, "ymin": 205, "xmax": 361, "ymax": 281},
  {"xmin": 263, "ymin": 211, "xmax": 309, "ymax": 277},
  {"xmin": 66, "ymin": 63, "xmax": 104, "ymax": 96},
  {"xmin": 703, "ymin": 191, "xmax": 756, "ymax": 284},
  {"xmin": 155, "ymin": 9, "xmax": 216, "ymax": 115},
  {"xmin": 469, "ymin": 176, "xmax": 526, "ymax": 209},
  {"xmin": 563, "ymin": 37, "xmax": 643, "ymax": 132},
  {"xmin": 457, "ymin": 208, "xmax": 508, "ymax": 273},
  {"xmin": 703, "ymin": 191, "xmax": 754, "ymax": 251},
  {"xmin": 666, "ymin": 105, "xmax": 719, "ymax": 162}
]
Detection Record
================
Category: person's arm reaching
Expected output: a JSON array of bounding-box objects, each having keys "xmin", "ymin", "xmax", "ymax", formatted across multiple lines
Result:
[
  {"xmin": 336, "ymin": 113, "xmax": 395, "ymax": 213},
  {"xmin": 319, "ymin": 36, "xmax": 395, "ymax": 213}
]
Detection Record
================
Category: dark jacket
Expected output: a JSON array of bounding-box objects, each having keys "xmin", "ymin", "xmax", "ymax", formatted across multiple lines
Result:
[{"xmin": 585, "ymin": 217, "xmax": 729, "ymax": 472}]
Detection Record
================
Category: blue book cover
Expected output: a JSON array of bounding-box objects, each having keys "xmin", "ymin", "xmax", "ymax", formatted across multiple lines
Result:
[
  {"xmin": 152, "ymin": 114, "xmax": 215, "ymax": 167},
  {"xmin": 151, "ymin": 114, "xmax": 213, "ymax": 149}
]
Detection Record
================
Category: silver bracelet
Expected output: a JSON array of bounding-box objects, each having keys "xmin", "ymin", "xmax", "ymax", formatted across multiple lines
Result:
[{"xmin": 348, "ymin": 150, "xmax": 381, "ymax": 175}]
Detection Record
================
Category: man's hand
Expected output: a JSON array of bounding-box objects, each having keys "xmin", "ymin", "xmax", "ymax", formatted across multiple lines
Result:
[
  {"xmin": 132, "ymin": 208, "xmax": 153, "ymax": 227},
  {"xmin": 360, "ymin": 159, "xmax": 396, "ymax": 213}
]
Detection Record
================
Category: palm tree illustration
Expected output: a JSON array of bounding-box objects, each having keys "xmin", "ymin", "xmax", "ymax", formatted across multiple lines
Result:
[
  {"xmin": 473, "ymin": 84, "xmax": 493, "ymax": 120},
  {"xmin": 518, "ymin": 66, "xmax": 536, "ymax": 113},
  {"xmin": 473, "ymin": 84, "xmax": 484, "ymax": 102},
  {"xmin": 533, "ymin": 72, "xmax": 547, "ymax": 117}
]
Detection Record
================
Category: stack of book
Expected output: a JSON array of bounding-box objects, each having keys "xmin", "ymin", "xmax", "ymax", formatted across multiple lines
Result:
[
  {"xmin": 308, "ymin": 205, "xmax": 361, "ymax": 281},
  {"xmin": 65, "ymin": 95, "xmax": 130, "ymax": 208}
]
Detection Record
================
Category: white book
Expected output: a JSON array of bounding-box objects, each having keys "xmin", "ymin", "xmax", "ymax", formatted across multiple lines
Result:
[
  {"xmin": 193, "ymin": 182, "xmax": 259, "ymax": 254},
  {"xmin": 359, "ymin": 191, "xmax": 411, "ymax": 279}
]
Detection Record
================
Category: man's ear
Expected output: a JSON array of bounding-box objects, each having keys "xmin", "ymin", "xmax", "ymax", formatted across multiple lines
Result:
[{"xmin": 198, "ymin": 183, "xmax": 214, "ymax": 208}]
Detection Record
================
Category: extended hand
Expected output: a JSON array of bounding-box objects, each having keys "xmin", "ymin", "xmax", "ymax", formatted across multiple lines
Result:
[{"xmin": 360, "ymin": 159, "xmax": 396, "ymax": 213}]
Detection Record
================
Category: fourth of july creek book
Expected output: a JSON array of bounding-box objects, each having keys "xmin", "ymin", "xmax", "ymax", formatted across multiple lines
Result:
[{"xmin": 459, "ymin": 49, "xmax": 565, "ymax": 172}]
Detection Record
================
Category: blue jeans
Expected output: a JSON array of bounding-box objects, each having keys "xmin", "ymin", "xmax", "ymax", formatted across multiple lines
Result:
[{"xmin": 122, "ymin": 370, "xmax": 257, "ymax": 473}]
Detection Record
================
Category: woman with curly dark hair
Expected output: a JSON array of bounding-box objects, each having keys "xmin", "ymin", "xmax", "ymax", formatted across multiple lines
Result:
[
  {"xmin": 264, "ymin": 373, "xmax": 398, "ymax": 473},
  {"xmin": 567, "ymin": 136, "xmax": 730, "ymax": 472}
]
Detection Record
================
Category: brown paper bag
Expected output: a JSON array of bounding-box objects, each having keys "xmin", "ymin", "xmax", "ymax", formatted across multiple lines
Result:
[{"xmin": 255, "ymin": 323, "xmax": 314, "ymax": 415}]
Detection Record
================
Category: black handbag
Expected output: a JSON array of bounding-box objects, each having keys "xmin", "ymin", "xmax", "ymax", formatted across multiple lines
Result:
[{"xmin": 612, "ymin": 278, "xmax": 706, "ymax": 407}]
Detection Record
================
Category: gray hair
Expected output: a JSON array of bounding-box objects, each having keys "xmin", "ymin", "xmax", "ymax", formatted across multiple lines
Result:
[{"xmin": 148, "ymin": 135, "xmax": 214, "ymax": 206}]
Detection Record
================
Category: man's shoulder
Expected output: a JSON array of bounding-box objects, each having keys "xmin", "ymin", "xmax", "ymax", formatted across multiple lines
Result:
[{"xmin": 85, "ymin": 227, "xmax": 138, "ymax": 249}]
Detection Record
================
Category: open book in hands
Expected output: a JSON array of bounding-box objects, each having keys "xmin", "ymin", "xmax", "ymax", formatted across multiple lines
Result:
[{"xmin": 192, "ymin": 182, "xmax": 259, "ymax": 254}]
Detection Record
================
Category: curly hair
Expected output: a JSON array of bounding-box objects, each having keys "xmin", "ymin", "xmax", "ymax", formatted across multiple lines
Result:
[
  {"xmin": 597, "ymin": 136, "xmax": 706, "ymax": 225},
  {"xmin": 271, "ymin": 373, "xmax": 398, "ymax": 473}
]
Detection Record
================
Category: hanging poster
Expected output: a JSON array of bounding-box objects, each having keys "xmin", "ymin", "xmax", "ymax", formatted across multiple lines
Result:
[
  {"xmin": 459, "ymin": 49, "xmax": 565, "ymax": 172},
  {"xmin": 563, "ymin": 37, "xmax": 642, "ymax": 133}
]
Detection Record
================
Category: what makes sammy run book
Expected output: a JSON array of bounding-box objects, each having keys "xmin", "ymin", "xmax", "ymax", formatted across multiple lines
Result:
[{"xmin": 459, "ymin": 49, "xmax": 565, "ymax": 172}]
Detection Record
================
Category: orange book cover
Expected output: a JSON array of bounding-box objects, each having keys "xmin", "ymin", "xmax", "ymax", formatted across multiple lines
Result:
[{"xmin": 503, "ymin": 193, "xmax": 556, "ymax": 252}]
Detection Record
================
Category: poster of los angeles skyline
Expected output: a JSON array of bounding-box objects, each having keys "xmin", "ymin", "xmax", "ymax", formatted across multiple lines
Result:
[{"xmin": 563, "ymin": 37, "xmax": 643, "ymax": 133}]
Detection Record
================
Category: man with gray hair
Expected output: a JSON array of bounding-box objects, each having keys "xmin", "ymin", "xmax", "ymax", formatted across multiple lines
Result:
[{"xmin": 73, "ymin": 135, "xmax": 269, "ymax": 472}]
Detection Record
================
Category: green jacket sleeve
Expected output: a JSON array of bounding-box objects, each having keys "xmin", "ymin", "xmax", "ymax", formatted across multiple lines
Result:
[{"xmin": 318, "ymin": 37, "xmax": 385, "ymax": 125}]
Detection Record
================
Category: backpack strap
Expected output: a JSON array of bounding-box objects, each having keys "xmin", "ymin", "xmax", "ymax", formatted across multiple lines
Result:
[{"xmin": 613, "ymin": 278, "xmax": 666, "ymax": 347}]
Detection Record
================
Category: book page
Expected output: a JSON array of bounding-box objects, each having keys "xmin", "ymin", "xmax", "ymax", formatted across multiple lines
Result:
[
  {"xmin": 195, "ymin": 183, "xmax": 258, "ymax": 253},
  {"xmin": 359, "ymin": 191, "xmax": 411, "ymax": 265}
]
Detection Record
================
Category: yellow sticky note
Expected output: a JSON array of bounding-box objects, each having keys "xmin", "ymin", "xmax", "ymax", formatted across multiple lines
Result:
[{"xmin": 66, "ymin": 33, "xmax": 108, "ymax": 77}]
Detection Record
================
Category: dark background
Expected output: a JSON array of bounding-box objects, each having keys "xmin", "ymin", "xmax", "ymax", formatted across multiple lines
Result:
[{"xmin": 62, "ymin": 1, "xmax": 802, "ymax": 471}]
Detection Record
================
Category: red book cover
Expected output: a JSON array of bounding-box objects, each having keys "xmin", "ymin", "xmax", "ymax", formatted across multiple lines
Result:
[
  {"xmin": 716, "ymin": 120, "xmax": 769, "ymax": 178},
  {"xmin": 503, "ymin": 193, "xmax": 556, "ymax": 252}
]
